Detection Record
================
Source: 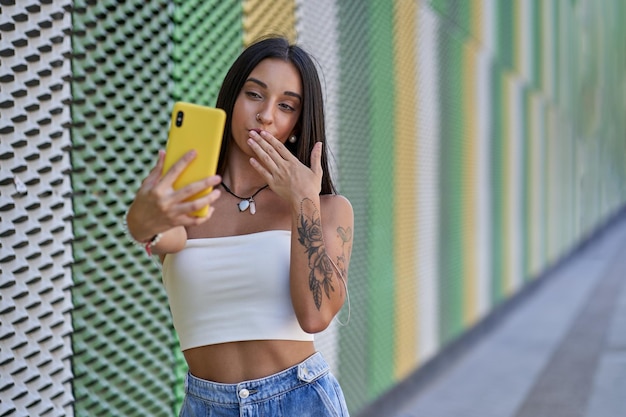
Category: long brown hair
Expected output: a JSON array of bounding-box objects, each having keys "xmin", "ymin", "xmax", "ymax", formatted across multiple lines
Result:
[{"xmin": 215, "ymin": 37, "xmax": 336, "ymax": 195}]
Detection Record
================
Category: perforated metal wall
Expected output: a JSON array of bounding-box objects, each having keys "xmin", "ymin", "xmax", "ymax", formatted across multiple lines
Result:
[
  {"xmin": 69, "ymin": 1, "xmax": 175, "ymax": 416},
  {"xmin": 0, "ymin": 1, "xmax": 74, "ymax": 416},
  {"xmin": 334, "ymin": 1, "xmax": 373, "ymax": 408},
  {"xmin": 243, "ymin": 0, "xmax": 296, "ymax": 46},
  {"xmin": 296, "ymin": 0, "xmax": 344, "ymax": 380},
  {"xmin": 172, "ymin": 0, "xmax": 242, "ymax": 105}
]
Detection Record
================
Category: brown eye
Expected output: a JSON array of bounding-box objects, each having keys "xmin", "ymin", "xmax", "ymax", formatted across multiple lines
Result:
[{"xmin": 279, "ymin": 103, "xmax": 295, "ymax": 112}]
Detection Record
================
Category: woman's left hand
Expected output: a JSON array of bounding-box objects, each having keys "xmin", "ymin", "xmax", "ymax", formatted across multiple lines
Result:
[{"xmin": 247, "ymin": 130, "xmax": 322, "ymax": 204}]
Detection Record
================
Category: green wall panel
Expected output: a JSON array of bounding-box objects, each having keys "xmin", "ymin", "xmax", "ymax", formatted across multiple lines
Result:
[
  {"xmin": 522, "ymin": 88, "xmax": 532, "ymax": 283},
  {"xmin": 489, "ymin": 65, "xmax": 506, "ymax": 304},
  {"xmin": 336, "ymin": 0, "xmax": 372, "ymax": 412},
  {"xmin": 437, "ymin": 27, "xmax": 466, "ymax": 342},
  {"xmin": 70, "ymin": 1, "xmax": 175, "ymax": 415},
  {"xmin": 429, "ymin": 0, "xmax": 472, "ymax": 37},
  {"xmin": 531, "ymin": 0, "xmax": 543, "ymax": 91},
  {"xmin": 365, "ymin": 0, "xmax": 397, "ymax": 399},
  {"xmin": 496, "ymin": 2, "xmax": 515, "ymax": 71},
  {"xmin": 172, "ymin": 0, "xmax": 243, "ymax": 106}
]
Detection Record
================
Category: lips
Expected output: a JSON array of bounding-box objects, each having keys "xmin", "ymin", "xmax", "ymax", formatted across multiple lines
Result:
[{"xmin": 249, "ymin": 128, "xmax": 262, "ymax": 135}]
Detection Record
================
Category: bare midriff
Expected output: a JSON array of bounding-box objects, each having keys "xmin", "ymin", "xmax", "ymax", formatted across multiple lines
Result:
[{"xmin": 183, "ymin": 340, "xmax": 317, "ymax": 384}]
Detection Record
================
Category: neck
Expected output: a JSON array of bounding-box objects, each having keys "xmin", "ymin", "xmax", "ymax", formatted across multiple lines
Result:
[
  {"xmin": 222, "ymin": 173, "xmax": 267, "ymax": 196},
  {"xmin": 222, "ymin": 147, "xmax": 267, "ymax": 195}
]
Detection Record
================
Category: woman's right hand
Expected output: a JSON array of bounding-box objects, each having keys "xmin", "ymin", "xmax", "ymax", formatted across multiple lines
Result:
[{"xmin": 125, "ymin": 150, "xmax": 221, "ymax": 243}]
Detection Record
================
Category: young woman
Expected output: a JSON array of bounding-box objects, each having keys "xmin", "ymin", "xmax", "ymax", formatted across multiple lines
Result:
[{"xmin": 125, "ymin": 37, "xmax": 353, "ymax": 416}]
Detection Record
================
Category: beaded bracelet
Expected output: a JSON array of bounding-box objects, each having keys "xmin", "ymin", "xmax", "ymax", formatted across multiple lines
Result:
[
  {"xmin": 143, "ymin": 233, "xmax": 162, "ymax": 256},
  {"xmin": 123, "ymin": 209, "xmax": 162, "ymax": 256}
]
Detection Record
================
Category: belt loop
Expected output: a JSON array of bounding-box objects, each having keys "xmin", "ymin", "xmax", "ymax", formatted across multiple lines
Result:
[
  {"xmin": 298, "ymin": 353, "xmax": 329, "ymax": 382},
  {"xmin": 298, "ymin": 363, "xmax": 314, "ymax": 382}
]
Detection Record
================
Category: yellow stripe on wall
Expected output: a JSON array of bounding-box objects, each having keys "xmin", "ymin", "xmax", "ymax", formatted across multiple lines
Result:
[
  {"xmin": 243, "ymin": 0, "xmax": 297, "ymax": 46},
  {"xmin": 461, "ymin": 1, "xmax": 486, "ymax": 325},
  {"xmin": 392, "ymin": 0, "xmax": 418, "ymax": 380},
  {"xmin": 527, "ymin": 93, "xmax": 542, "ymax": 278},
  {"xmin": 471, "ymin": 0, "xmax": 484, "ymax": 46},
  {"xmin": 503, "ymin": 73, "xmax": 514, "ymax": 295},
  {"xmin": 546, "ymin": 106, "xmax": 559, "ymax": 265},
  {"xmin": 462, "ymin": 39, "xmax": 479, "ymax": 326}
]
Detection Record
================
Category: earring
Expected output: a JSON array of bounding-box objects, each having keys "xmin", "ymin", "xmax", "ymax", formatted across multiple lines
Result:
[
  {"xmin": 256, "ymin": 113, "xmax": 262, "ymax": 122},
  {"xmin": 289, "ymin": 135, "xmax": 297, "ymax": 143}
]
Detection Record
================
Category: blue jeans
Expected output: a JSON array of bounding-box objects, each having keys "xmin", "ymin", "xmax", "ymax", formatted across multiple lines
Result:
[{"xmin": 179, "ymin": 352, "xmax": 349, "ymax": 416}]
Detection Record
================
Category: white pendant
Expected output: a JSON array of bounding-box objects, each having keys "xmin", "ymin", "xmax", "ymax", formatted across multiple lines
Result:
[
  {"xmin": 249, "ymin": 200, "xmax": 256, "ymax": 215},
  {"xmin": 238, "ymin": 199, "xmax": 250, "ymax": 212}
]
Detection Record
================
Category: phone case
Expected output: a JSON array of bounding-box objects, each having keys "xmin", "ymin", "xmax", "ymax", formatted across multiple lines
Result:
[{"xmin": 162, "ymin": 102, "xmax": 226, "ymax": 217}]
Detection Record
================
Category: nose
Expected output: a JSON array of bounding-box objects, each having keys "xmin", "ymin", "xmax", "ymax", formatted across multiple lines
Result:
[{"xmin": 256, "ymin": 106, "xmax": 274, "ymax": 125}]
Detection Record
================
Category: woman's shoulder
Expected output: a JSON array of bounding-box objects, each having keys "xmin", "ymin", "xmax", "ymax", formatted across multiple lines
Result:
[
  {"xmin": 320, "ymin": 194, "xmax": 353, "ymax": 217},
  {"xmin": 320, "ymin": 193, "xmax": 351, "ymax": 205}
]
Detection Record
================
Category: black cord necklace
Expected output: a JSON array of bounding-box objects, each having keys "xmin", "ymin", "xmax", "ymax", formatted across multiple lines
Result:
[{"xmin": 220, "ymin": 183, "xmax": 269, "ymax": 214}]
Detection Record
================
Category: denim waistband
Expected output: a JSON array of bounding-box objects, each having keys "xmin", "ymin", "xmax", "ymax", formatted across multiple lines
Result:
[{"xmin": 184, "ymin": 352, "xmax": 330, "ymax": 406}]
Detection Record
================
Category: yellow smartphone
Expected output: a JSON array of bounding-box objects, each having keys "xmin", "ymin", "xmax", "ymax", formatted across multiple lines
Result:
[{"xmin": 162, "ymin": 102, "xmax": 226, "ymax": 217}]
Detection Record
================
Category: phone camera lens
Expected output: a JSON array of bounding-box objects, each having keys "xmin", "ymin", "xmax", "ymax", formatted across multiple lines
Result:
[{"xmin": 176, "ymin": 111, "xmax": 184, "ymax": 127}]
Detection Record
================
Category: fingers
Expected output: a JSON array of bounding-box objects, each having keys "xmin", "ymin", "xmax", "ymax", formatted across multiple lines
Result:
[
  {"xmin": 248, "ymin": 130, "xmax": 294, "ymax": 161},
  {"xmin": 183, "ymin": 206, "xmax": 217, "ymax": 226},
  {"xmin": 176, "ymin": 187, "xmax": 222, "ymax": 221},
  {"xmin": 247, "ymin": 140, "xmax": 279, "ymax": 174},
  {"xmin": 173, "ymin": 174, "xmax": 222, "ymax": 203},
  {"xmin": 143, "ymin": 148, "xmax": 221, "ymax": 209},
  {"xmin": 158, "ymin": 175, "xmax": 222, "ymax": 223},
  {"xmin": 156, "ymin": 186, "xmax": 221, "ymax": 228},
  {"xmin": 142, "ymin": 150, "xmax": 166, "ymax": 188},
  {"xmin": 160, "ymin": 150, "xmax": 198, "ymax": 186},
  {"xmin": 311, "ymin": 142, "xmax": 323, "ymax": 177},
  {"xmin": 247, "ymin": 141, "xmax": 280, "ymax": 186}
]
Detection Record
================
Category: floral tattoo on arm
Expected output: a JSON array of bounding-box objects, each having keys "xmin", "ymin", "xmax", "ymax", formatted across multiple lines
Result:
[{"xmin": 297, "ymin": 198, "xmax": 353, "ymax": 310}]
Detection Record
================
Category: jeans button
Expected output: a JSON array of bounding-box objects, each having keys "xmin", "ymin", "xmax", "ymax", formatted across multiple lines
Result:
[{"xmin": 239, "ymin": 388, "xmax": 250, "ymax": 399}]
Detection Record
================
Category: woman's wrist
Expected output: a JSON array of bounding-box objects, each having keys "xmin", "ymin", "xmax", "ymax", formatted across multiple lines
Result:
[
  {"xmin": 123, "ymin": 208, "xmax": 163, "ymax": 255},
  {"xmin": 289, "ymin": 189, "xmax": 320, "ymax": 210}
]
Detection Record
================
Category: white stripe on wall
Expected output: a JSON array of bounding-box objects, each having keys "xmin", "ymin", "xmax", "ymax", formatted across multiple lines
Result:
[
  {"xmin": 416, "ymin": 2, "xmax": 440, "ymax": 362},
  {"xmin": 481, "ymin": 0, "xmax": 497, "ymax": 57},
  {"xmin": 529, "ymin": 94, "xmax": 546, "ymax": 276},
  {"xmin": 476, "ymin": 46, "xmax": 493, "ymax": 318},
  {"xmin": 296, "ymin": 0, "xmax": 341, "ymax": 188},
  {"xmin": 296, "ymin": 0, "xmax": 342, "ymax": 377},
  {"xmin": 507, "ymin": 74, "xmax": 524, "ymax": 292},
  {"xmin": 0, "ymin": 2, "xmax": 75, "ymax": 416}
]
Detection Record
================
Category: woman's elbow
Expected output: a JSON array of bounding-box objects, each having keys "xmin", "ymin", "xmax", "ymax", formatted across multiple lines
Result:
[{"xmin": 297, "ymin": 312, "xmax": 334, "ymax": 334}]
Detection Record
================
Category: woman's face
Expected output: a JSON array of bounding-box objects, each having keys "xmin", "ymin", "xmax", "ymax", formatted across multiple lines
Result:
[{"xmin": 231, "ymin": 58, "xmax": 303, "ymax": 153}]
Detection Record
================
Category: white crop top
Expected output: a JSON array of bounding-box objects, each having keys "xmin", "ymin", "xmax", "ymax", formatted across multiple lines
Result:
[{"xmin": 161, "ymin": 230, "xmax": 314, "ymax": 351}]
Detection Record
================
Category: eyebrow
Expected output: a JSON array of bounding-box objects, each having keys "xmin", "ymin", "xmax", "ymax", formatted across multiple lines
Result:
[{"xmin": 246, "ymin": 77, "xmax": 302, "ymax": 102}]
